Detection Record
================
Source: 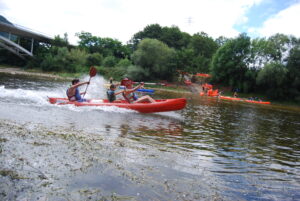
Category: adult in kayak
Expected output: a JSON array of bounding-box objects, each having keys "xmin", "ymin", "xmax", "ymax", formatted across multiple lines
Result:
[
  {"xmin": 120, "ymin": 77, "xmax": 139, "ymax": 100},
  {"xmin": 122, "ymin": 83, "xmax": 155, "ymax": 103},
  {"xmin": 66, "ymin": 79, "xmax": 90, "ymax": 102},
  {"xmin": 120, "ymin": 77, "xmax": 133, "ymax": 89}
]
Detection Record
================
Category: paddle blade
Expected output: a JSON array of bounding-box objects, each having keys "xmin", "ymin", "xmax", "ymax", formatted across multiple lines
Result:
[{"xmin": 89, "ymin": 66, "xmax": 97, "ymax": 77}]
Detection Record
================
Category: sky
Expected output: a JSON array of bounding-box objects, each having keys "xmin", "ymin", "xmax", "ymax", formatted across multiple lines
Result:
[{"xmin": 1, "ymin": 0, "xmax": 300, "ymax": 45}]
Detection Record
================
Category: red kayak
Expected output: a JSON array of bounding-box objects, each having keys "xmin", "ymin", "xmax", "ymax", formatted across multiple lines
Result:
[{"xmin": 48, "ymin": 97, "xmax": 187, "ymax": 113}]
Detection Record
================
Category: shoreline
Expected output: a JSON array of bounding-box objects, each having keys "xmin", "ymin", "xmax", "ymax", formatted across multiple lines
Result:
[
  {"xmin": 0, "ymin": 66, "xmax": 194, "ymax": 93},
  {"xmin": 0, "ymin": 66, "xmax": 72, "ymax": 81},
  {"xmin": 1, "ymin": 66, "xmax": 298, "ymax": 108}
]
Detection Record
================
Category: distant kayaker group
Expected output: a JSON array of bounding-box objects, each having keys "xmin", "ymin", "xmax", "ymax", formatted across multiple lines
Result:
[{"xmin": 199, "ymin": 83, "xmax": 270, "ymax": 104}]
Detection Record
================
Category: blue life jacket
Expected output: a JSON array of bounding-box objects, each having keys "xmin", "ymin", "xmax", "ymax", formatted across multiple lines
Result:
[{"xmin": 107, "ymin": 89, "xmax": 116, "ymax": 102}]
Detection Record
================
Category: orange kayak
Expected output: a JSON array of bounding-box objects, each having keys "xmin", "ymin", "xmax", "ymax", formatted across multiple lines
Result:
[
  {"xmin": 219, "ymin": 96, "xmax": 241, "ymax": 101},
  {"xmin": 244, "ymin": 100, "xmax": 271, "ymax": 104},
  {"xmin": 48, "ymin": 97, "xmax": 187, "ymax": 113}
]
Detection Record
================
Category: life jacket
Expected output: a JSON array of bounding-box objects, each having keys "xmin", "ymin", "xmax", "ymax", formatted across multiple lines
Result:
[
  {"xmin": 66, "ymin": 88, "xmax": 80, "ymax": 101},
  {"xmin": 122, "ymin": 92, "xmax": 138, "ymax": 103},
  {"xmin": 107, "ymin": 90, "xmax": 116, "ymax": 102},
  {"xmin": 122, "ymin": 92, "xmax": 132, "ymax": 103}
]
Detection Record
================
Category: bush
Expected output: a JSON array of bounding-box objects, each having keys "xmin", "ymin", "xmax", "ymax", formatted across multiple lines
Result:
[
  {"xmin": 95, "ymin": 66, "xmax": 126, "ymax": 81},
  {"xmin": 86, "ymin": 53, "xmax": 103, "ymax": 66},
  {"xmin": 38, "ymin": 47, "xmax": 88, "ymax": 73},
  {"xmin": 126, "ymin": 65, "xmax": 150, "ymax": 81},
  {"xmin": 95, "ymin": 66, "xmax": 109, "ymax": 76},
  {"xmin": 102, "ymin": 56, "xmax": 118, "ymax": 67},
  {"xmin": 132, "ymin": 38, "xmax": 176, "ymax": 80},
  {"xmin": 116, "ymin": 58, "xmax": 132, "ymax": 68},
  {"xmin": 256, "ymin": 62, "xmax": 288, "ymax": 99}
]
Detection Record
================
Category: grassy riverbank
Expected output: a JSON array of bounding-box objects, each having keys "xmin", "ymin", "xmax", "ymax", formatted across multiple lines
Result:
[
  {"xmin": 0, "ymin": 65, "xmax": 79, "ymax": 80},
  {"xmin": 0, "ymin": 65, "xmax": 192, "ymax": 93}
]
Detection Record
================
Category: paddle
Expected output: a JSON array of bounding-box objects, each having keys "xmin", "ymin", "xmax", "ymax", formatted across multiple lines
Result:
[{"xmin": 83, "ymin": 66, "xmax": 97, "ymax": 98}]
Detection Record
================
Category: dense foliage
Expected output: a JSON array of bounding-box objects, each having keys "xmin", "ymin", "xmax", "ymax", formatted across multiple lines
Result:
[
  {"xmin": 131, "ymin": 38, "xmax": 176, "ymax": 81},
  {"xmin": 211, "ymin": 33, "xmax": 300, "ymax": 101},
  {"xmin": 0, "ymin": 17, "xmax": 299, "ymax": 102}
]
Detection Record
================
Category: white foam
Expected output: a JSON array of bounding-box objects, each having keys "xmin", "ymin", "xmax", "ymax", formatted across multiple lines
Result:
[
  {"xmin": 0, "ymin": 85, "xmax": 60, "ymax": 105},
  {"xmin": 0, "ymin": 75, "xmax": 140, "ymax": 114}
]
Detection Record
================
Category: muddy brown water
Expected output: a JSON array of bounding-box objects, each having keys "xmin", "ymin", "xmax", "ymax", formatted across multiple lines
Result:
[{"xmin": 0, "ymin": 73, "xmax": 299, "ymax": 201}]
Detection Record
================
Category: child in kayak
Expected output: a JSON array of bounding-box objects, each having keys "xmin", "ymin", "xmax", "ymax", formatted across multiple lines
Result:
[
  {"xmin": 66, "ymin": 79, "xmax": 89, "ymax": 102},
  {"xmin": 107, "ymin": 84, "xmax": 123, "ymax": 102}
]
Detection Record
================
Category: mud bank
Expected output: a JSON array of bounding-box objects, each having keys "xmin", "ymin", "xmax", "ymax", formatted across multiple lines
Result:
[{"xmin": 0, "ymin": 120, "xmax": 222, "ymax": 201}]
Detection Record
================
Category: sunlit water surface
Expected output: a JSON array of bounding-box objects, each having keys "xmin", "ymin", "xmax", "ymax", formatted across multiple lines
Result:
[{"xmin": 0, "ymin": 73, "xmax": 299, "ymax": 200}]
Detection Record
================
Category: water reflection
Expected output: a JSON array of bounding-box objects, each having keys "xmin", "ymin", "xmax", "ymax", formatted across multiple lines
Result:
[{"xmin": 0, "ymin": 74, "xmax": 300, "ymax": 200}]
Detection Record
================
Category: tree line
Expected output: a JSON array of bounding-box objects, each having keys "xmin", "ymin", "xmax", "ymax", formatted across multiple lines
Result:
[{"xmin": 0, "ymin": 24, "xmax": 299, "ymax": 102}]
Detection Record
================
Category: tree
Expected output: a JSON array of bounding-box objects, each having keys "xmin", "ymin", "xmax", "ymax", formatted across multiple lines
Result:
[
  {"xmin": 210, "ymin": 33, "xmax": 251, "ymax": 91},
  {"xmin": 188, "ymin": 32, "xmax": 218, "ymax": 73},
  {"xmin": 190, "ymin": 32, "xmax": 218, "ymax": 58},
  {"xmin": 131, "ymin": 38, "xmax": 176, "ymax": 81},
  {"xmin": 256, "ymin": 62, "xmax": 288, "ymax": 99},
  {"xmin": 76, "ymin": 32, "xmax": 130, "ymax": 58},
  {"xmin": 52, "ymin": 33, "xmax": 69, "ymax": 47},
  {"xmin": 130, "ymin": 24, "xmax": 163, "ymax": 49},
  {"xmin": 116, "ymin": 58, "xmax": 132, "ymax": 68},
  {"xmin": 160, "ymin": 26, "xmax": 190, "ymax": 49},
  {"xmin": 130, "ymin": 24, "xmax": 191, "ymax": 50},
  {"xmin": 286, "ymin": 45, "xmax": 300, "ymax": 100},
  {"xmin": 215, "ymin": 36, "xmax": 229, "ymax": 47},
  {"xmin": 102, "ymin": 56, "xmax": 118, "ymax": 67},
  {"xmin": 86, "ymin": 52, "xmax": 103, "ymax": 66}
]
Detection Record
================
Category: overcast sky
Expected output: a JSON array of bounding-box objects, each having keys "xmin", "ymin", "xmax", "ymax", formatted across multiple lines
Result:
[{"xmin": 1, "ymin": 0, "xmax": 300, "ymax": 44}]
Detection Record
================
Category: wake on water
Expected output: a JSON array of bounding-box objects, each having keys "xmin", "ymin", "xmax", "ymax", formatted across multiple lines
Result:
[
  {"xmin": 0, "ymin": 75, "xmax": 136, "ymax": 113},
  {"xmin": 0, "ymin": 74, "xmax": 183, "ymax": 119}
]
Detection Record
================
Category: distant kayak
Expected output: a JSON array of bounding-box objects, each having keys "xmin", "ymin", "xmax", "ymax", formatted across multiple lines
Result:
[
  {"xmin": 48, "ymin": 97, "xmax": 187, "ymax": 113},
  {"xmin": 219, "ymin": 96, "xmax": 271, "ymax": 104},
  {"xmin": 244, "ymin": 100, "xmax": 271, "ymax": 105},
  {"xmin": 219, "ymin": 96, "xmax": 242, "ymax": 101}
]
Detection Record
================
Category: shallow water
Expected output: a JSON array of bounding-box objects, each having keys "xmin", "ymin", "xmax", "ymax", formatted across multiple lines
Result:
[{"xmin": 0, "ymin": 73, "xmax": 299, "ymax": 201}]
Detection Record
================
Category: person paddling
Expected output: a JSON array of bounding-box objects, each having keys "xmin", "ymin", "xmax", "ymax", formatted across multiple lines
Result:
[
  {"xmin": 120, "ymin": 77, "xmax": 139, "ymax": 101},
  {"xmin": 66, "ymin": 78, "xmax": 89, "ymax": 102},
  {"xmin": 122, "ymin": 83, "xmax": 155, "ymax": 103}
]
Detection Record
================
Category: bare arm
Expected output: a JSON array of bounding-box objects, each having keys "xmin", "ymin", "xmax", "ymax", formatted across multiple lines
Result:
[
  {"xmin": 69, "ymin": 81, "xmax": 89, "ymax": 90},
  {"xmin": 124, "ymin": 84, "xmax": 143, "ymax": 94},
  {"xmin": 114, "ymin": 89, "xmax": 125, "ymax": 96}
]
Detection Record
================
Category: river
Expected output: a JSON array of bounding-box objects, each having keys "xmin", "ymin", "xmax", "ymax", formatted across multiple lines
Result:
[{"xmin": 0, "ymin": 73, "xmax": 299, "ymax": 201}]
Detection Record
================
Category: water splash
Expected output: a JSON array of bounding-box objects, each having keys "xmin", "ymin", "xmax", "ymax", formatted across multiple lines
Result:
[
  {"xmin": 0, "ymin": 75, "xmax": 137, "ymax": 113},
  {"xmin": 0, "ymin": 85, "xmax": 59, "ymax": 105}
]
